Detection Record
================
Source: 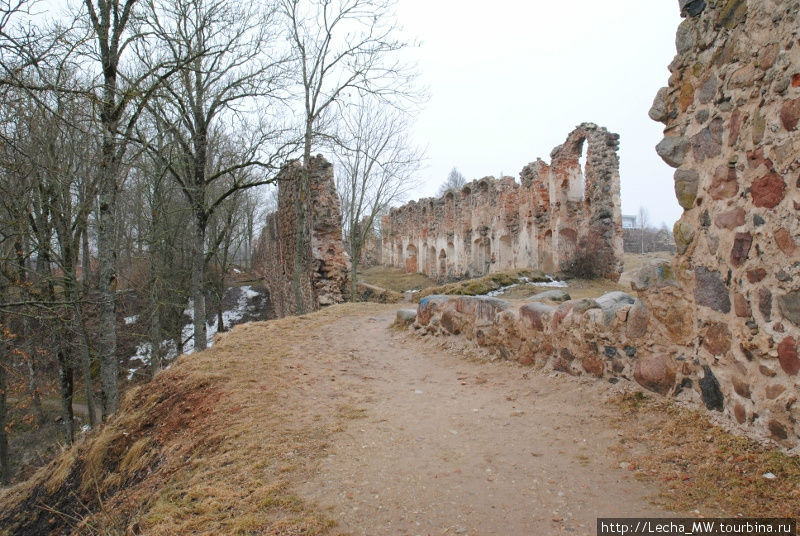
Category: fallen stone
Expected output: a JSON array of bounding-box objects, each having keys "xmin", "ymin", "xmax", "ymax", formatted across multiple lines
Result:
[
  {"xmin": 395, "ymin": 308, "xmax": 417, "ymax": 326},
  {"xmin": 527, "ymin": 289, "xmax": 571, "ymax": 303}
]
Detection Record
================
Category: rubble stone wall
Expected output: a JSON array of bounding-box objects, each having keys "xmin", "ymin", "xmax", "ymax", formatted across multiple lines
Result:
[
  {"xmin": 381, "ymin": 124, "xmax": 624, "ymax": 281},
  {"xmin": 253, "ymin": 156, "xmax": 350, "ymax": 317},
  {"xmin": 650, "ymin": 0, "xmax": 800, "ymax": 444},
  {"xmin": 412, "ymin": 0, "xmax": 800, "ymax": 447}
]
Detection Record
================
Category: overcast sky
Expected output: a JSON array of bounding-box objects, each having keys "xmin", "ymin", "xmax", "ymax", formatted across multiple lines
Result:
[{"xmin": 394, "ymin": 0, "xmax": 683, "ymax": 228}]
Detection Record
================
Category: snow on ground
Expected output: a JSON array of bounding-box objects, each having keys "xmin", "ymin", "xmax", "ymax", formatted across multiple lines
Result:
[
  {"xmin": 124, "ymin": 315, "xmax": 138, "ymax": 325},
  {"xmin": 127, "ymin": 286, "xmax": 262, "ymax": 379},
  {"xmin": 483, "ymin": 275, "xmax": 568, "ymax": 298}
]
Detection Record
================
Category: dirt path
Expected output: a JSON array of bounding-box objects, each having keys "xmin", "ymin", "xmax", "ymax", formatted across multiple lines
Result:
[{"xmin": 294, "ymin": 307, "xmax": 675, "ymax": 536}]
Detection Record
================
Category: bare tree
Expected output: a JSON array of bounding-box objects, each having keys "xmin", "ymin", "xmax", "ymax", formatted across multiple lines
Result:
[
  {"xmin": 638, "ymin": 206, "xmax": 650, "ymax": 255},
  {"xmin": 281, "ymin": 0, "xmax": 419, "ymax": 313},
  {"xmin": 334, "ymin": 99, "xmax": 421, "ymax": 300},
  {"xmin": 137, "ymin": 0, "xmax": 290, "ymax": 351},
  {"xmin": 437, "ymin": 167, "xmax": 466, "ymax": 196}
]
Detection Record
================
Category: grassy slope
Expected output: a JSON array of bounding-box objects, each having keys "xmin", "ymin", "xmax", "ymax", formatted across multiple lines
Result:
[{"xmin": 0, "ymin": 305, "xmax": 389, "ymax": 536}]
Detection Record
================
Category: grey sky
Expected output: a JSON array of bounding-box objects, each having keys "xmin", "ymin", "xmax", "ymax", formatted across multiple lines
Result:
[{"xmin": 395, "ymin": 0, "xmax": 683, "ymax": 228}]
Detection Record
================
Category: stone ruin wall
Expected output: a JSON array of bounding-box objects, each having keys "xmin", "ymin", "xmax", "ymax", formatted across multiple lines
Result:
[
  {"xmin": 412, "ymin": 0, "xmax": 800, "ymax": 448},
  {"xmin": 381, "ymin": 123, "xmax": 624, "ymax": 282},
  {"xmin": 253, "ymin": 156, "xmax": 350, "ymax": 317},
  {"xmin": 652, "ymin": 0, "xmax": 800, "ymax": 444}
]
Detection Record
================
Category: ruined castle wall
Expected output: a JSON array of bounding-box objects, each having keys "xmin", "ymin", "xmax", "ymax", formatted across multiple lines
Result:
[
  {"xmin": 649, "ymin": 0, "xmax": 800, "ymax": 444},
  {"xmin": 381, "ymin": 124, "xmax": 624, "ymax": 281},
  {"xmin": 411, "ymin": 1, "xmax": 800, "ymax": 447},
  {"xmin": 253, "ymin": 156, "xmax": 349, "ymax": 317}
]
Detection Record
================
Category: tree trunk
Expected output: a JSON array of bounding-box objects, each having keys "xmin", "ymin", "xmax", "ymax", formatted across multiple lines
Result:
[
  {"xmin": 149, "ymin": 301, "xmax": 161, "ymax": 376},
  {"xmin": 74, "ymin": 300, "xmax": 98, "ymax": 427},
  {"xmin": 0, "ymin": 339, "xmax": 10, "ymax": 485},
  {"xmin": 191, "ymin": 218, "xmax": 208, "ymax": 352},
  {"xmin": 25, "ymin": 356, "xmax": 45, "ymax": 426},
  {"xmin": 97, "ymin": 136, "xmax": 119, "ymax": 418},
  {"xmin": 56, "ymin": 344, "xmax": 75, "ymax": 444}
]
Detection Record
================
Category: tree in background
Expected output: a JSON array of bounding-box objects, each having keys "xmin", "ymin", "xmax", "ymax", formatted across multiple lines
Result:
[
  {"xmin": 437, "ymin": 167, "xmax": 466, "ymax": 196},
  {"xmin": 638, "ymin": 206, "xmax": 650, "ymax": 255},
  {"xmin": 334, "ymin": 99, "xmax": 422, "ymax": 300},
  {"xmin": 281, "ymin": 0, "xmax": 420, "ymax": 314},
  {"xmin": 137, "ymin": 0, "xmax": 291, "ymax": 351}
]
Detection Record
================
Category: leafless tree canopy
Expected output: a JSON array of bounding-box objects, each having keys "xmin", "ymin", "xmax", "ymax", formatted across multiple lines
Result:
[{"xmin": 0, "ymin": 0, "xmax": 422, "ymax": 485}]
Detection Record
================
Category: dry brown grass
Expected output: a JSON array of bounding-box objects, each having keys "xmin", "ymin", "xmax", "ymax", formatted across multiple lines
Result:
[
  {"xmin": 415, "ymin": 269, "xmax": 547, "ymax": 301},
  {"xmin": 0, "ymin": 303, "xmax": 390, "ymax": 536},
  {"xmin": 359, "ymin": 265, "xmax": 436, "ymax": 293},
  {"xmin": 611, "ymin": 392, "xmax": 800, "ymax": 516}
]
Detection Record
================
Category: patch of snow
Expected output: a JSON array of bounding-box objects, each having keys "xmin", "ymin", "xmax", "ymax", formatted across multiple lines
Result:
[
  {"xmin": 485, "ymin": 283, "xmax": 519, "ymax": 297},
  {"xmin": 126, "ymin": 286, "xmax": 262, "ymax": 378},
  {"xmin": 533, "ymin": 276, "xmax": 568, "ymax": 288},
  {"xmin": 124, "ymin": 315, "xmax": 138, "ymax": 325},
  {"xmin": 232, "ymin": 267, "xmax": 242, "ymax": 273}
]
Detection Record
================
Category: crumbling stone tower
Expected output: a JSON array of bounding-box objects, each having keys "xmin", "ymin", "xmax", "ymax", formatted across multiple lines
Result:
[{"xmin": 253, "ymin": 156, "xmax": 350, "ymax": 317}]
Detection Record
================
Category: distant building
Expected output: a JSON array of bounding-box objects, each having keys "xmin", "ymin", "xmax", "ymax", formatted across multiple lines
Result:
[{"xmin": 621, "ymin": 214, "xmax": 637, "ymax": 229}]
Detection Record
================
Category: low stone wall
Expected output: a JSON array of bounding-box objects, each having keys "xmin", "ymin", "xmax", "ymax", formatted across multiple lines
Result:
[{"xmin": 253, "ymin": 156, "xmax": 349, "ymax": 317}]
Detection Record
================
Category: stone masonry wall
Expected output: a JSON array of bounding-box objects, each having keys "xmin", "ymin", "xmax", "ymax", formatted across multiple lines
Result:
[
  {"xmin": 381, "ymin": 124, "xmax": 624, "ymax": 281},
  {"xmin": 411, "ymin": 1, "xmax": 800, "ymax": 448},
  {"xmin": 253, "ymin": 156, "xmax": 350, "ymax": 317},
  {"xmin": 650, "ymin": 0, "xmax": 800, "ymax": 443}
]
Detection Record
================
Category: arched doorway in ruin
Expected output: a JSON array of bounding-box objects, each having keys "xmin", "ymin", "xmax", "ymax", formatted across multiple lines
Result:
[
  {"xmin": 426, "ymin": 245, "xmax": 437, "ymax": 276},
  {"xmin": 558, "ymin": 228, "xmax": 578, "ymax": 270},
  {"xmin": 498, "ymin": 234, "xmax": 513, "ymax": 271},
  {"xmin": 540, "ymin": 230, "xmax": 555, "ymax": 273},
  {"xmin": 472, "ymin": 237, "xmax": 491, "ymax": 276},
  {"xmin": 405, "ymin": 244, "xmax": 418, "ymax": 273},
  {"xmin": 439, "ymin": 248, "xmax": 447, "ymax": 277},
  {"xmin": 396, "ymin": 243, "xmax": 403, "ymax": 267}
]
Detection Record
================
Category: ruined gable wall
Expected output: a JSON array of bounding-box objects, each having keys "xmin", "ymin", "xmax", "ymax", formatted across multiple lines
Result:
[
  {"xmin": 253, "ymin": 156, "xmax": 349, "ymax": 317},
  {"xmin": 381, "ymin": 123, "xmax": 624, "ymax": 281},
  {"xmin": 649, "ymin": 0, "xmax": 800, "ymax": 444}
]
